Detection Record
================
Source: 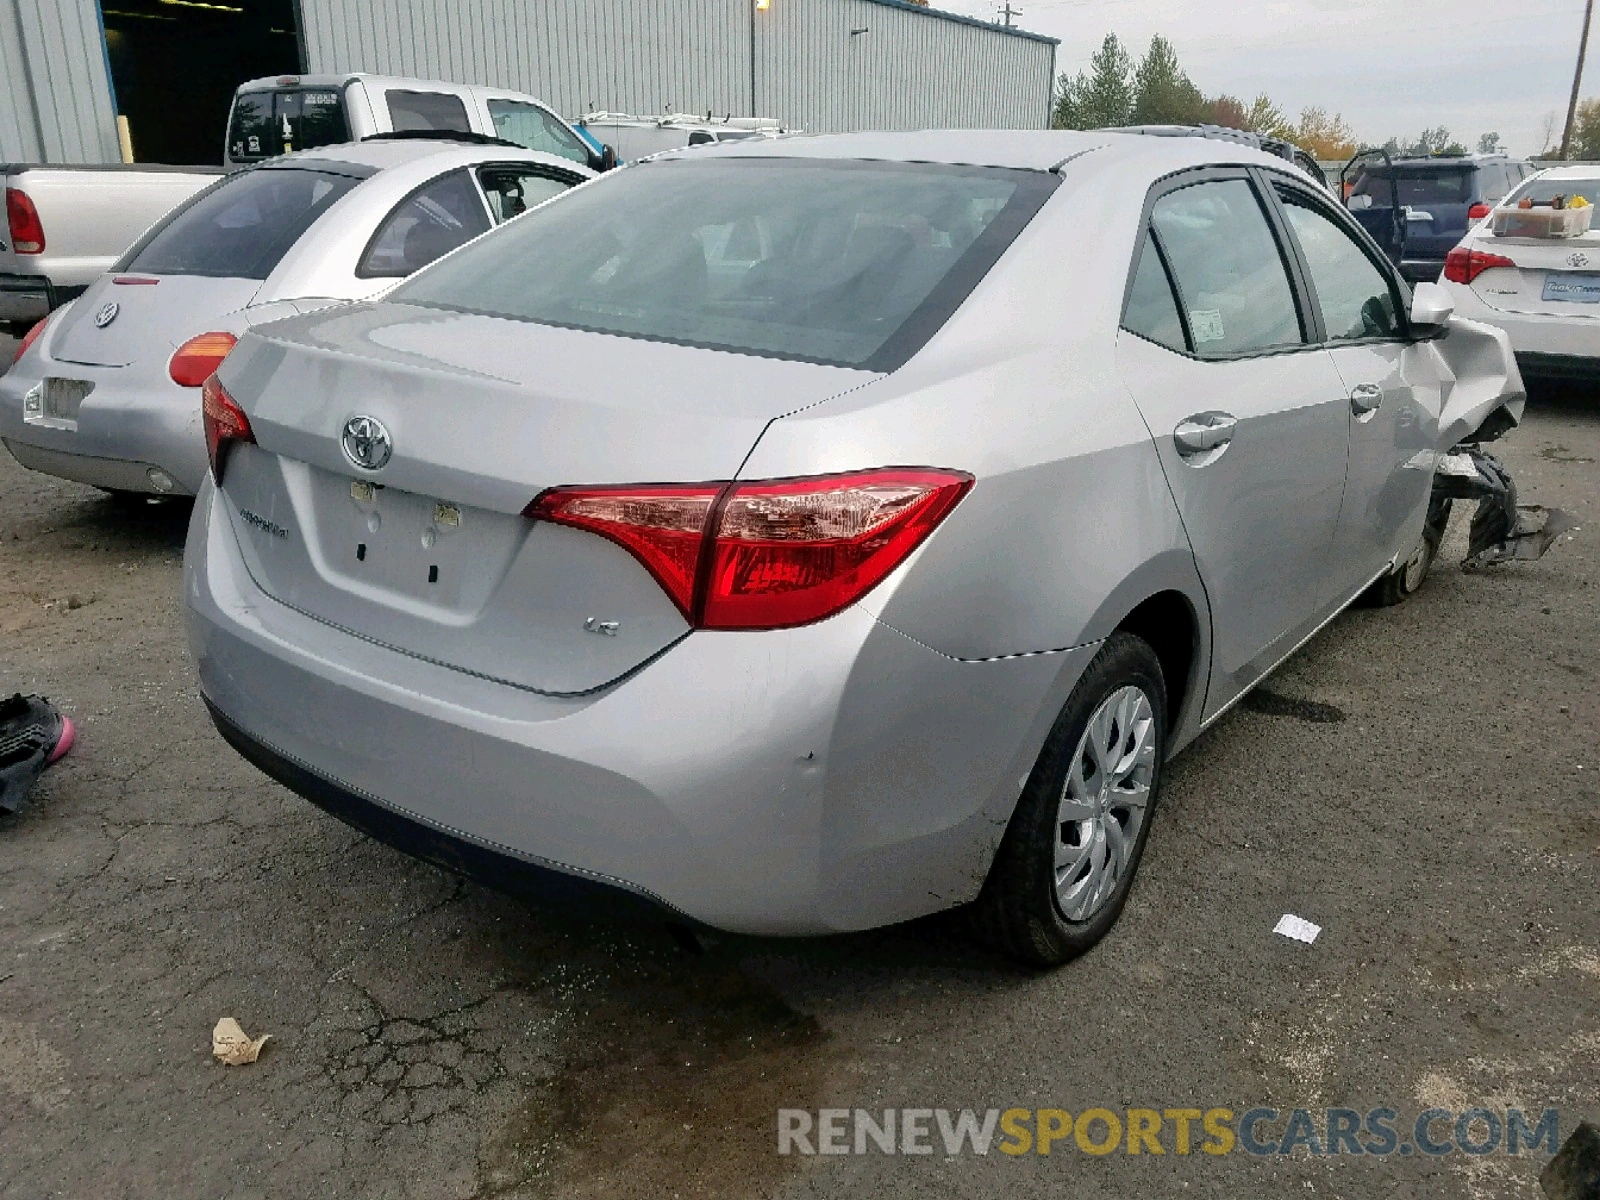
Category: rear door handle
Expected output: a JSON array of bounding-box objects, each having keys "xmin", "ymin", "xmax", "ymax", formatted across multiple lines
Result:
[
  {"xmin": 1350, "ymin": 383, "xmax": 1384, "ymax": 414},
  {"xmin": 1173, "ymin": 413, "xmax": 1238, "ymax": 458}
]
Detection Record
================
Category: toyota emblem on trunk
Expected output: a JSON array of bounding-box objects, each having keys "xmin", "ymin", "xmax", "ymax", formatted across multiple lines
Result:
[
  {"xmin": 342, "ymin": 415, "xmax": 393, "ymax": 470},
  {"xmin": 94, "ymin": 301, "xmax": 119, "ymax": 328},
  {"xmin": 1568, "ymin": 252, "xmax": 1590, "ymax": 268}
]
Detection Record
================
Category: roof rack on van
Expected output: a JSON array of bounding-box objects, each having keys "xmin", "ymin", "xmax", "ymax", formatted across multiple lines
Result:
[{"xmin": 361, "ymin": 131, "xmax": 524, "ymax": 149}]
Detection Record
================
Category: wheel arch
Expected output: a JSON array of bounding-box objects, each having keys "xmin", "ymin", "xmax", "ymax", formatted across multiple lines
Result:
[{"xmin": 1075, "ymin": 549, "xmax": 1212, "ymax": 752}]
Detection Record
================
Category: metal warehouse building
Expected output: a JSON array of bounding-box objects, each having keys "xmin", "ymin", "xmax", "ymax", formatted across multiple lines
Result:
[{"xmin": 2, "ymin": 0, "xmax": 1056, "ymax": 166}]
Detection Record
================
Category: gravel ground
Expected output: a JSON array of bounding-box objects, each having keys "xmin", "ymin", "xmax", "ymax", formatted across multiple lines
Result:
[{"xmin": 0, "ymin": 334, "xmax": 1595, "ymax": 1198}]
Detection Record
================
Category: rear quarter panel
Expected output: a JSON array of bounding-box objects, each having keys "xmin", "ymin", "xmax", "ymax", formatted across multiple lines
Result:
[{"xmin": 739, "ymin": 156, "xmax": 1210, "ymax": 706}]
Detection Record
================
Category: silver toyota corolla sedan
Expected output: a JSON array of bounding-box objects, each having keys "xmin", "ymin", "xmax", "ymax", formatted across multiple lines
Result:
[
  {"xmin": 1, "ymin": 138, "xmax": 593, "ymax": 499},
  {"xmin": 184, "ymin": 130, "xmax": 1523, "ymax": 965}
]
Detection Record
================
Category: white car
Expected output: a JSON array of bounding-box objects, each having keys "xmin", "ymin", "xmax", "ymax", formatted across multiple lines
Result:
[
  {"xmin": 2, "ymin": 138, "xmax": 592, "ymax": 499},
  {"xmin": 1440, "ymin": 164, "xmax": 1600, "ymax": 385}
]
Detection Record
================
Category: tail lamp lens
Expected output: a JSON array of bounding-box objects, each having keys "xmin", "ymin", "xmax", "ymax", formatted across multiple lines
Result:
[
  {"xmin": 201, "ymin": 375, "xmax": 254, "ymax": 483},
  {"xmin": 5, "ymin": 188, "xmax": 45, "ymax": 254},
  {"xmin": 1443, "ymin": 246, "xmax": 1516, "ymax": 285},
  {"xmin": 528, "ymin": 468, "xmax": 973, "ymax": 630},
  {"xmin": 1467, "ymin": 203, "xmax": 1492, "ymax": 220},
  {"xmin": 169, "ymin": 331, "xmax": 238, "ymax": 387},
  {"xmin": 13, "ymin": 316, "xmax": 47, "ymax": 365}
]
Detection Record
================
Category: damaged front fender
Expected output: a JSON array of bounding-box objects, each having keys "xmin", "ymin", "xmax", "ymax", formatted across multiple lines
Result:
[{"xmin": 1428, "ymin": 315, "xmax": 1527, "ymax": 451}]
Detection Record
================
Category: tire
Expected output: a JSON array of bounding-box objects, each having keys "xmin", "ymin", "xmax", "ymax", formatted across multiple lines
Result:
[
  {"xmin": 971, "ymin": 632, "xmax": 1168, "ymax": 968},
  {"xmin": 1364, "ymin": 495, "xmax": 1452, "ymax": 607}
]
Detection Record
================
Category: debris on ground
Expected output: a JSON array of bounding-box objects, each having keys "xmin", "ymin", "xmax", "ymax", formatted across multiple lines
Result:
[
  {"xmin": 1435, "ymin": 446, "xmax": 1580, "ymax": 567},
  {"xmin": 212, "ymin": 1018, "xmax": 270, "ymax": 1066},
  {"xmin": 1273, "ymin": 914, "xmax": 1322, "ymax": 944},
  {"xmin": 0, "ymin": 694, "xmax": 75, "ymax": 818}
]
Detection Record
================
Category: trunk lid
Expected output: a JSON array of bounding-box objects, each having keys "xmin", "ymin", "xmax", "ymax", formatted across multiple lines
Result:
[
  {"xmin": 51, "ymin": 274, "xmax": 260, "ymax": 368},
  {"xmin": 1468, "ymin": 228, "xmax": 1600, "ymax": 316},
  {"xmin": 215, "ymin": 301, "xmax": 872, "ymax": 694}
]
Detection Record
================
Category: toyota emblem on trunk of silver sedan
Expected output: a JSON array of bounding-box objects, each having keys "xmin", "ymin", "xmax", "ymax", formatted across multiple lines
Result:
[
  {"xmin": 342, "ymin": 415, "xmax": 393, "ymax": 470},
  {"xmin": 94, "ymin": 302, "xmax": 119, "ymax": 328},
  {"xmin": 1568, "ymin": 251, "xmax": 1590, "ymax": 268}
]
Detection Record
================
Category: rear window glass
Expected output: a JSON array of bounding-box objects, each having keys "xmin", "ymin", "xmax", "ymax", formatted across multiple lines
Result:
[
  {"xmin": 122, "ymin": 168, "xmax": 359, "ymax": 279},
  {"xmin": 393, "ymin": 159, "xmax": 1056, "ymax": 370},
  {"xmin": 388, "ymin": 90, "xmax": 472, "ymax": 132},
  {"xmin": 1352, "ymin": 168, "xmax": 1473, "ymax": 207},
  {"xmin": 227, "ymin": 89, "xmax": 349, "ymax": 162},
  {"xmin": 1507, "ymin": 176, "xmax": 1600, "ymax": 206}
]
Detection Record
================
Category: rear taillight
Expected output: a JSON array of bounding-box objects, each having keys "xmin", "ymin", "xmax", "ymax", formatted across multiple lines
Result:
[
  {"xmin": 12, "ymin": 316, "xmax": 47, "ymax": 365},
  {"xmin": 528, "ymin": 468, "xmax": 973, "ymax": 630},
  {"xmin": 1467, "ymin": 203, "xmax": 1493, "ymax": 220},
  {"xmin": 1443, "ymin": 246, "xmax": 1517, "ymax": 285},
  {"xmin": 169, "ymin": 331, "xmax": 238, "ymax": 387},
  {"xmin": 5, "ymin": 187, "xmax": 44, "ymax": 254},
  {"xmin": 202, "ymin": 375, "xmax": 254, "ymax": 483}
]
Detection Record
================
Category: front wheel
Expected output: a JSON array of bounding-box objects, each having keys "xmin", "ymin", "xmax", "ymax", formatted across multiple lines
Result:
[
  {"xmin": 1365, "ymin": 495, "xmax": 1452, "ymax": 607},
  {"xmin": 971, "ymin": 632, "xmax": 1168, "ymax": 968}
]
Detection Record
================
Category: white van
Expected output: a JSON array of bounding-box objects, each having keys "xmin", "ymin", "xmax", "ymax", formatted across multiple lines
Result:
[
  {"xmin": 576, "ymin": 113, "xmax": 787, "ymax": 163},
  {"xmin": 224, "ymin": 74, "xmax": 616, "ymax": 173}
]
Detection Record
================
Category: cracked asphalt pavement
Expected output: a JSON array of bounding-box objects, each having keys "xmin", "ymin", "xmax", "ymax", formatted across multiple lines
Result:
[{"xmin": 1, "ymin": 327, "xmax": 1596, "ymax": 1198}]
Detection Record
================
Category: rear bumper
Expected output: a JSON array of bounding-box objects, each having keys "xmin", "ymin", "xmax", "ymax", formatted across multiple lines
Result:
[
  {"xmin": 184, "ymin": 482, "xmax": 1089, "ymax": 935},
  {"xmin": 1441, "ymin": 280, "xmax": 1600, "ymax": 370},
  {"xmin": 0, "ymin": 359, "xmax": 206, "ymax": 495},
  {"xmin": 205, "ymin": 698, "xmax": 684, "ymax": 924}
]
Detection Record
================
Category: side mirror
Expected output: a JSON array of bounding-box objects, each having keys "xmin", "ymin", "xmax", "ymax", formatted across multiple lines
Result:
[
  {"xmin": 595, "ymin": 144, "xmax": 617, "ymax": 172},
  {"xmin": 1410, "ymin": 280, "xmax": 1455, "ymax": 340}
]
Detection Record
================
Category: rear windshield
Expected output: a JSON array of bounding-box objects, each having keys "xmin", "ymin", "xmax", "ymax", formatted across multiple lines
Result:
[
  {"xmin": 393, "ymin": 158, "xmax": 1057, "ymax": 370},
  {"xmin": 228, "ymin": 88, "xmax": 349, "ymax": 162},
  {"xmin": 387, "ymin": 90, "xmax": 472, "ymax": 132},
  {"xmin": 1507, "ymin": 176, "xmax": 1600, "ymax": 206},
  {"xmin": 1352, "ymin": 167, "xmax": 1473, "ymax": 207},
  {"xmin": 121, "ymin": 167, "xmax": 360, "ymax": 279}
]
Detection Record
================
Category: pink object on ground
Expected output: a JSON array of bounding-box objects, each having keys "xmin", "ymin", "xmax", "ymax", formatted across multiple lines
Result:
[{"xmin": 46, "ymin": 716, "xmax": 75, "ymax": 764}]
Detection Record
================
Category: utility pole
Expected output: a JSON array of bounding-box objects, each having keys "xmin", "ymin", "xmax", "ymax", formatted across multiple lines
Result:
[
  {"xmin": 1560, "ymin": 0, "xmax": 1595, "ymax": 159},
  {"xmin": 1000, "ymin": 1, "xmax": 1020, "ymax": 27}
]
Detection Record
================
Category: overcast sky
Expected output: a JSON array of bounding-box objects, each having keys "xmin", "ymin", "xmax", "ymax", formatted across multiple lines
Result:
[{"xmin": 938, "ymin": 0, "xmax": 1593, "ymax": 156}]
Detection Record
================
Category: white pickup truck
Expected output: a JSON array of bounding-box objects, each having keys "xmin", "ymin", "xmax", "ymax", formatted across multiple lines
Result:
[
  {"xmin": 2, "ymin": 163, "xmax": 223, "ymax": 335},
  {"xmin": 224, "ymin": 74, "xmax": 617, "ymax": 174}
]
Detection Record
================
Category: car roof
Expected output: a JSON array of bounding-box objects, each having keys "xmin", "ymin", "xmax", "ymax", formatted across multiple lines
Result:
[
  {"xmin": 1525, "ymin": 163, "xmax": 1600, "ymax": 180},
  {"xmin": 650, "ymin": 128, "xmax": 1300, "ymax": 175},
  {"xmin": 258, "ymin": 139, "xmax": 586, "ymax": 174}
]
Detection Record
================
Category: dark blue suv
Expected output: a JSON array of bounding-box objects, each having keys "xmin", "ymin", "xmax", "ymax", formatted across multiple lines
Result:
[{"xmin": 1346, "ymin": 154, "xmax": 1534, "ymax": 282}]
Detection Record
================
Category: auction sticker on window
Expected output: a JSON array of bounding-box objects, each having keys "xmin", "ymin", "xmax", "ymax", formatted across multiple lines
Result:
[{"xmin": 1190, "ymin": 309, "xmax": 1226, "ymax": 342}]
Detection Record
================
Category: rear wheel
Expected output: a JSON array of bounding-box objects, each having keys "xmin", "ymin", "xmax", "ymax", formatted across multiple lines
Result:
[{"xmin": 972, "ymin": 633, "xmax": 1167, "ymax": 968}]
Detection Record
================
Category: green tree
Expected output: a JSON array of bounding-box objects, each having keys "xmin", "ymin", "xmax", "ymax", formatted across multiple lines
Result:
[
  {"xmin": 1477, "ymin": 131, "xmax": 1502, "ymax": 154},
  {"xmin": 1242, "ymin": 93, "xmax": 1293, "ymax": 139},
  {"xmin": 1131, "ymin": 34, "xmax": 1206, "ymax": 125},
  {"xmin": 1570, "ymin": 98, "xmax": 1600, "ymax": 159},
  {"xmin": 1052, "ymin": 34, "xmax": 1134, "ymax": 130}
]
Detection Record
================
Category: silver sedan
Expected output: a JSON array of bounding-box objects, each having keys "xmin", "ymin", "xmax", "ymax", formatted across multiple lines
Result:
[
  {"xmin": 1, "ymin": 139, "xmax": 593, "ymax": 498},
  {"xmin": 184, "ymin": 131, "xmax": 1523, "ymax": 965}
]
